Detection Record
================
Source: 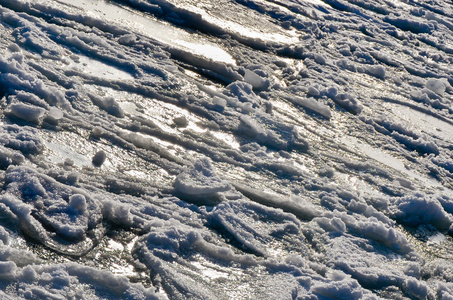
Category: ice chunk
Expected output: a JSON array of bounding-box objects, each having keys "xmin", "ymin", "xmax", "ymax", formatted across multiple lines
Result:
[
  {"xmin": 384, "ymin": 15, "xmax": 432, "ymax": 34},
  {"xmin": 212, "ymin": 96, "xmax": 227, "ymax": 108},
  {"xmin": 233, "ymin": 183, "xmax": 321, "ymax": 220},
  {"xmin": 89, "ymin": 95, "xmax": 125, "ymax": 118},
  {"xmin": 92, "ymin": 150, "xmax": 107, "ymax": 167},
  {"xmin": 314, "ymin": 54, "xmax": 327, "ymax": 65},
  {"xmin": 288, "ymin": 96, "xmax": 331, "ymax": 119},
  {"xmin": 351, "ymin": 218, "xmax": 412, "ymax": 254},
  {"xmin": 310, "ymin": 275, "xmax": 366, "ymax": 300},
  {"xmin": 7, "ymin": 103, "xmax": 46, "ymax": 124},
  {"xmin": 366, "ymin": 65, "xmax": 386, "ymax": 80},
  {"xmin": 237, "ymin": 116, "xmax": 288, "ymax": 150},
  {"xmin": 426, "ymin": 78, "xmax": 446, "ymax": 95},
  {"xmin": 336, "ymin": 59, "xmax": 357, "ymax": 72},
  {"xmin": 117, "ymin": 33, "xmax": 137, "ymax": 45},
  {"xmin": 0, "ymin": 145, "xmax": 25, "ymax": 170},
  {"xmin": 133, "ymin": 223, "xmax": 257, "ymax": 299},
  {"xmin": 174, "ymin": 158, "xmax": 231, "ymax": 205},
  {"xmin": 243, "ymin": 69, "xmax": 269, "ymax": 90},
  {"xmin": 316, "ymin": 216, "xmax": 347, "ymax": 233},
  {"xmin": 391, "ymin": 193, "xmax": 452, "ymax": 231},
  {"xmin": 68, "ymin": 194, "xmax": 87, "ymax": 213},
  {"xmin": 1, "ymin": 166, "xmax": 103, "ymax": 256},
  {"xmin": 0, "ymin": 227, "xmax": 9, "ymax": 245},
  {"xmin": 173, "ymin": 115, "xmax": 189, "ymax": 127},
  {"xmin": 0, "ymin": 261, "xmax": 17, "ymax": 279},
  {"xmin": 410, "ymin": 89, "xmax": 430, "ymax": 103},
  {"xmin": 333, "ymin": 93, "xmax": 363, "ymax": 115},
  {"xmin": 237, "ymin": 115, "xmax": 266, "ymax": 137},
  {"xmin": 403, "ymin": 278, "xmax": 428, "ymax": 299},
  {"xmin": 290, "ymin": 129, "xmax": 310, "ymax": 152},
  {"xmin": 0, "ymin": 54, "xmax": 70, "ymax": 109},
  {"xmin": 7, "ymin": 43, "xmax": 21, "ymax": 53},
  {"xmin": 323, "ymin": 234, "xmax": 416, "ymax": 296},
  {"xmin": 0, "ymin": 125, "xmax": 44, "ymax": 155},
  {"xmin": 226, "ymin": 81, "xmax": 260, "ymax": 107},
  {"xmin": 0, "ymin": 262, "xmax": 160, "ymax": 299},
  {"xmin": 208, "ymin": 200, "xmax": 304, "ymax": 256},
  {"xmin": 307, "ymin": 86, "xmax": 320, "ymax": 97},
  {"xmin": 46, "ymin": 107, "xmax": 64, "ymax": 124}
]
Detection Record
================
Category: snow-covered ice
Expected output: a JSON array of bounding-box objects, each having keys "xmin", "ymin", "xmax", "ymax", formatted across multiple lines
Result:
[{"xmin": 1, "ymin": 0, "xmax": 453, "ymax": 299}]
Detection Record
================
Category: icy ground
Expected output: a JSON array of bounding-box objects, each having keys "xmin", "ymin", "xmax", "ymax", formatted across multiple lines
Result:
[{"xmin": 1, "ymin": 0, "xmax": 453, "ymax": 299}]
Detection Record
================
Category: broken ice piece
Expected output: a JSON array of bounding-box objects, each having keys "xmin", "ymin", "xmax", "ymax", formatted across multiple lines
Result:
[
  {"xmin": 92, "ymin": 150, "xmax": 107, "ymax": 167},
  {"xmin": 174, "ymin": 158, "xmax": 231, "ymax": 205}
]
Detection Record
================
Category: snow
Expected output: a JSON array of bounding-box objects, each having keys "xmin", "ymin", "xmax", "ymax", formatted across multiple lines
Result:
[{"xmin": 1, "ymin": 0, "xmax": 453, "ymax": 298}]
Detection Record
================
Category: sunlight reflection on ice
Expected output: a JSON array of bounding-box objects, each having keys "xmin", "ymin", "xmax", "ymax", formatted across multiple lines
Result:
[
  {"xmin": 211, "ymin": 131, "xmax": 241, "ymax": 150},
  {"xmin": 302, "ymin": 0, "xmax": 331, "ymax": 7},
  {"xmin": 386, "ymin": 103, "xmax": 453, "ymax": 142},
  {"xmin": 428, "ymin": 233, "xmax": 447, "ymax": 245},
  {"xmin": 66, "ymin": 54, "xmax": 134, "ymax": 81},
  {"xmin": 52, "ymin": 0, "xmax": 235, "ymax": 64},
  {"xmin": 44, "ymin": 140, "xmax": 92, "ymax": 167},
  {"xmin": 184, "ymin": 4, "xmax": 299, "ymax": 44},
  {"xmin": 192, "ymin": 261, "xmax": 230, "ymax": 280},
  {"xmin": 342, "ymin": 135, "xmax": 442, "ymax": 189},
  {"xmin": 106, "ymin": 239, "xmax": 124, "ymax": 251}
]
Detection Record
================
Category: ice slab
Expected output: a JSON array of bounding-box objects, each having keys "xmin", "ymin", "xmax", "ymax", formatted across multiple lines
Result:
[
  {"xmin": 386, "ymin": 103, "xmax": 453, "ymax": 143},
  {"xmin": 65, "ymin": 54, "xmax": 134, "ymax": 81},
  {"xmin": 342, "ymin": 135, "xmax": 442, "ymax": 189},
  {"xmin": 52, "ymin": 0, "xmax": 235, "ymax": 64}
]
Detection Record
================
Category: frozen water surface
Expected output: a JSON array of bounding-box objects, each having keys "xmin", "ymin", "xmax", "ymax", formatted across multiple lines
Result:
[
  {"xmin": 65, "ymin": 54, "xmax": 135, "ymax": 81},
  {"xmin": 52, "ymin": 0, "xmax": 236, "ymax": 64},
  {"xmin": 388, "ymin": 103, "xmax": 453, "ymax": 143},
  {"xmin": 3, "ymin": 0, "xmax": 453, "ymax": 299},
  {"xmin": 342, "ymin": 135, "xmax": 442, "ymax": 190}
]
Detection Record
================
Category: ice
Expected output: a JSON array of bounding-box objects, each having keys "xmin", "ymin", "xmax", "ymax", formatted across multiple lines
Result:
[
  {"xmin": 332, "ymin": 92, "xmax": 363, "ymax": 115},
  {"xmin": 2, "ymin": 0, "xmax": 453, "ymax": 298},
  {"xmin": 310, "ymin": 277, "xmax": 371, "ymax": 300},
  {"xmin": 1, "ymin": 166, "xmax": 103, "ymax": 256},
  {"xmin": 391, "ymin": 193, "xmax": 452, "ymax": 231},
  {"xmin": 6, "ymin": 102, "xmax": 46, "ymax": 124},
  {"xmin": 384, "ymin": 103, "xmax": 453, "ymax": 145},
  {"xmin": 243, "ymin": 69, "xmax": 269, "ymax": 91},
  {"xmin": 92, "ymin": 150, "xmax": 107, "ymax": 167},
  {"xmin": 207, "ymin": 199, "xmax": 305, "ymax": 257},
  {"xmin": 174, "ymin": 158, "xmax": 231, "ymax": 204},
  {"xmin": 366, "ymin": 65, "xmax": 386, "ymax": 80},
  {"xmin": 426, "ymin": 78, "xmax": 447, "ymax": 95},
  {"xmin": 50, "ymin": 0, "xmax": 236, "ymax": 65},
  {"xmin": 384, "ymin": 15, "xmax": 433, "ymax": 34},
  {"xmin": 287, "ymin": 95, "xmax": 332, "ymax": 119},
  {"xmin": 66, "ymin": 54, "xmax": 134, "ymax": 82},
  {"xmin": 342, "ymin": 135, "xmax": 441, "ymax": 189}
]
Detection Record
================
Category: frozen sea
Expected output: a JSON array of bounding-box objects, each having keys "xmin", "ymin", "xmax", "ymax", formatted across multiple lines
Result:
[{"xmin": 1, "ymin": 0, "xmax": 453, "ymax": 299}]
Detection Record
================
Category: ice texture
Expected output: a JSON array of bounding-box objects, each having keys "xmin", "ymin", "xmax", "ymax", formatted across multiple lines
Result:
[
  {"xmin": 0, "ymin": 0, "xmax": 453, "ymax": 299},
  {"xmin": 1, "ymin": 166, "xmax": 103, "ymax": 256},
  {"xmin": 174, "ymin": 158, "xmax": 231, "ymax": 204}
]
